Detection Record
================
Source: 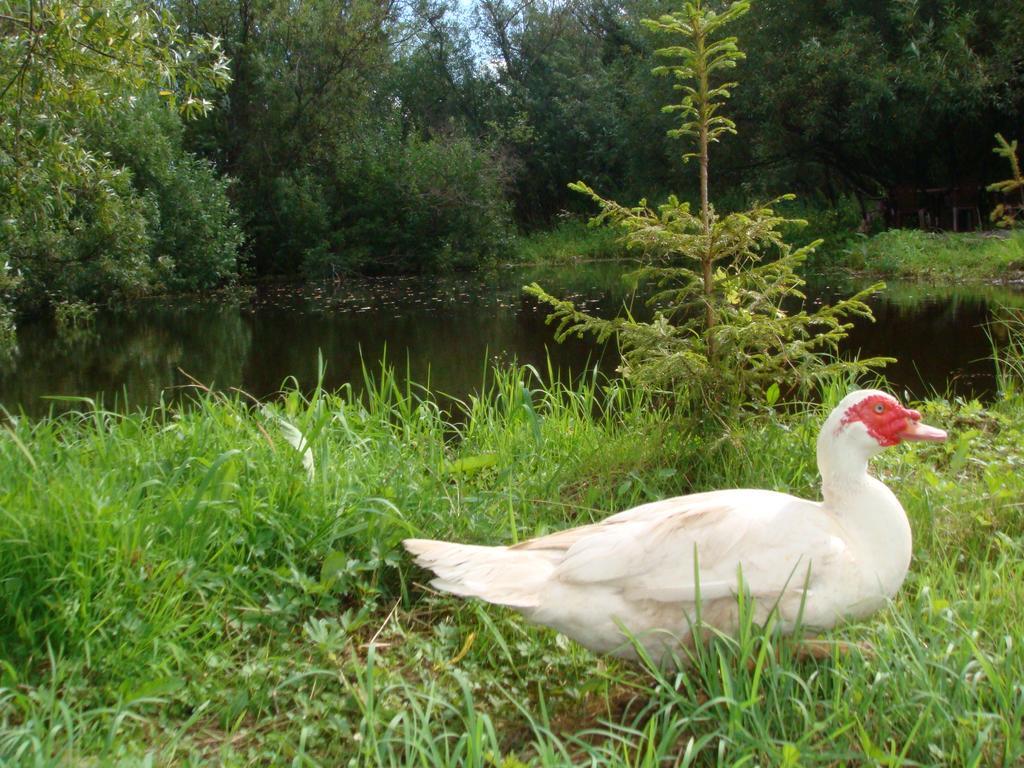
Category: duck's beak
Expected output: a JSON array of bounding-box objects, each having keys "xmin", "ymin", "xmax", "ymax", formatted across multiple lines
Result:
[{"xmin": 898, "ymin": 412, "xmax": 947, "ymax": 442}]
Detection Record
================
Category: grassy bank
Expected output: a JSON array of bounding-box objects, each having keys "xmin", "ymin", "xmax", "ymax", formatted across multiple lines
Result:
[
  {"xmin": 511, "ymin": 211, "xmax": 1024, "ymax": 284},
  {"xmin": 1, "ymin": 363, "xmax": 1023, "ymax": 765},
  {"xmin": 509, "ymin": 221, "xmax": 626, "ymax": 264},
  {"xmin": 840, "ymin": 229, "xmax": 1024, "ymax": 280},
  {"xmin": 507, "ymin": 200, "xmax": 862, "ymax": 266}
]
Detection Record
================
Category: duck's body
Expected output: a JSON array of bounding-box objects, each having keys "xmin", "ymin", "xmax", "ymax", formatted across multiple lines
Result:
[{"xmin": 405, "ymin": 390, "xmax": 946, "ymax": 663}]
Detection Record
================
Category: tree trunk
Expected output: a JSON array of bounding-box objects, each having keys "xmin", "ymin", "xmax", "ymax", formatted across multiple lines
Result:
[{"xmin": 697, "ymin": 23, "xmax": 714, "ymax": 363}]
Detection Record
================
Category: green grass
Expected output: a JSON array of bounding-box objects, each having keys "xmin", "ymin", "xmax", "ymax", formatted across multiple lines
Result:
[
  {"xmin": 507, "ymin": 206, "xmax": 1024, "ymax": 285},
  {"xmin": 510, "ymin": 199, "xmax": 864, "ymax": 267},
  {"xmin": 1, "ymin": 358, "xmax": 1024, "ymax": 765},
  {"xmin": 840, "ymin": 229, "xmax": 1024, "ymax": 280},
  {"xmin": 509, "ymin": 220, "xmax": 626, "ymax": 264}
]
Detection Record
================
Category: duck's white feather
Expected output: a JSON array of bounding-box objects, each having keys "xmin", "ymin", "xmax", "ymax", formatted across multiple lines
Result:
[
  {"xmin": 405, "ymin": 389, "xmax": 945, "ymax": 663},
  {"xmin": 403, "ymin": 539, "xmax": 557, "ymax": 608},
  {"xmin": 407, "ymin": 490, "xmax": 856, "ymax": 660}
]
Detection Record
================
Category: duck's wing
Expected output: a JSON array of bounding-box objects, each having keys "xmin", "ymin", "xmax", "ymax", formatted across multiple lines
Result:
[{"xmin": 515, "ymin": 489, "xmax": 847, "ymax": 603}]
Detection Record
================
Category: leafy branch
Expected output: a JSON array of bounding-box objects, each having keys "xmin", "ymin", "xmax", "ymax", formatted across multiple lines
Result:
[{"xmin": 987, "ymin": 134, "xmax": 1023, "ymax": 229}]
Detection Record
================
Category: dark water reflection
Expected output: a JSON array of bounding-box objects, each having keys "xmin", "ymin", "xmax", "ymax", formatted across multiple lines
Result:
[
  {"xmin": 1, "ymin": 262, "xmax": 1021, "ymax": 415},
  {"xmin": 819, "ymin": 279, "xmax": 1024, "ymax": 398}
]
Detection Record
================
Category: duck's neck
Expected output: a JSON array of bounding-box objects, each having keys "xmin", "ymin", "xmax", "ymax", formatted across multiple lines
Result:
[
  {"xmin": 817, "ymin": 445, "xmax": 912, "ymax": 596},
  {"xmin": 819, "ymin": 448, "xmax": 870, "ymax": 507}
]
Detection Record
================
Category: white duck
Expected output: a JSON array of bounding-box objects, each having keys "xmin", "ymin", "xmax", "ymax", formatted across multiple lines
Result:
[{"xmin": 405, "ymin": 390, "xmax": 946, "ymax": 664}]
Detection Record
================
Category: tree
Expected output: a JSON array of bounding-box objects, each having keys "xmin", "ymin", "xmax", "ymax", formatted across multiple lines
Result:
[
  {"xmin": 0, "ymin": 0, "xmax": 234, "ymax": 309},
  {"xmin": 470, "ymin": 0, "xmax": 679, "ymax": 224},
  {"xmin": 727, "ymin": 0, "xmax": 1024, "ymax": 201},
  {"xmin": 389, "ymin": 0, "xmax": 484, "ymax": 134},
  {"xmin": 988, "ymin": 134, "xmax": 1024, "ymax": 228},
  {"xmin": 527, "ymin": 0, "xmax": 886, "ymax": 407},
  {"xmin": 174, "ymin": 0, "xmax": 401, "ymax": 274},
  {"xmin": 175, "ymin": 0, "xmax": 520, "ymax": 276},
  {"xmin": 93, "ymin": 98, "xmax": 244, "ymax": 291}
]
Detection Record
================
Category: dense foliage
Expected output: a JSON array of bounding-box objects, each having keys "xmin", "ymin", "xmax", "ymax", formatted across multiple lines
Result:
[
  {"xmin": 0, "ymin": 0, "xmax": 238, "ymax": 314},
  {"xmin": 161, "ymin": 0, "xmax": 519, "ymax": 277},
  {"xmin": 729, "ymin": 0, "xmax": 1024, "ymax": 205},
  {"xmin": 293, "ymin": 127, "xmax": 513, "ymax": 277},
  {"xmin": 161, "ymin": 0, "xmax": 1024, "ymax": 282},
  {"xmin": 2, "ymin": 0, "xmax": 1022, "ymax": 311}
]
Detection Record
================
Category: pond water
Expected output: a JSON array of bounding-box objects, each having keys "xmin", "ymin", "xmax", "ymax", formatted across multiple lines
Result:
[{"xmin": 1, "ymin": 261, "xmax": 1022, "ymax": 416}]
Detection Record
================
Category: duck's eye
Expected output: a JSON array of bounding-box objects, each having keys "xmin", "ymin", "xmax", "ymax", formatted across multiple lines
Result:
[{"xmin": 873, "ymin": 403, "xmax": 885, "ymax": 414}]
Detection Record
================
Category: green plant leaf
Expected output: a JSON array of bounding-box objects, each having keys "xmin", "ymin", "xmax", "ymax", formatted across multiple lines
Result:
[
  {"xmin": 320, "ymin": 551, "xmax": 349, "ymax": 587},
  {"xmin": 445, "ymin": 454, "xmax": 499, "ymax": 475}
]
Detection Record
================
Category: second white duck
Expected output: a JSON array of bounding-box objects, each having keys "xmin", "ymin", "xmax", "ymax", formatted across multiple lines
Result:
[{"xmin": 405, "ymin": 390, "xmax": 947, "ymax": 663}]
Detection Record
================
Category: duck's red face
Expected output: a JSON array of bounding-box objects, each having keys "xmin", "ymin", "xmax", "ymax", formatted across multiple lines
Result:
[{"xmin": 841, "ymin": 394, "xmax": 947, "ymax": 447}]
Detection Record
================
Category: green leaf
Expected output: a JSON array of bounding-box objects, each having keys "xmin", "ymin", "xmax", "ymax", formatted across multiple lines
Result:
[
  {"xmin": 320, "ymin": 551, "xmax": 349, "ymax": 587},
  {"xmin": 445, "ymin": 454, "xmax": 498, "ymax": 475},
  {"xmin": 123, "ymin": 676, "xmax": 186, "ymax": 701},
  {"xmin": 520, "ymin": 386, "xmax": 544, "ymax": 445},
  {"xmin": 949, "ymin": 431, "xmax": 977, "ymax": 474}
]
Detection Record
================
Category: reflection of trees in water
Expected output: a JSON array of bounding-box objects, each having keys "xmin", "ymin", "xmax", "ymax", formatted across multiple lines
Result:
[
  {"xmin": 874, "ymin": 283, "xmax": 1024, "ymax": 315},
  {"xmin": 3, "ymin": 266, "xmax": 1023, "ymax": 415},
  {"xmin": 0, "ymin": 303, "xmax": 252, "ymax": 414},
  {"xmin": 838, "ymin": 281, "xmax": 1024, "ymax": 399},
  {"xmin": 241, "ymin": 292, "xmax": 618, "ymax": 402},
  {"xmin": 805, "ymin": 275, "xmax": 1024, "ymax": 314}
]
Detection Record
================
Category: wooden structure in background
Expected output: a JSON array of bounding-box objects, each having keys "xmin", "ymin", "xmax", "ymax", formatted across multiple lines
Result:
[{"xmin": 885, "ymin": 184, "xmax": 984, "ymax": 231}]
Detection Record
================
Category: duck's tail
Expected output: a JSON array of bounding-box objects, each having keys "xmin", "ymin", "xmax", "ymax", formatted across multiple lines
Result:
[{"xmin": 403, "ymin": 538, "xmax": 555, "ymax": 608}]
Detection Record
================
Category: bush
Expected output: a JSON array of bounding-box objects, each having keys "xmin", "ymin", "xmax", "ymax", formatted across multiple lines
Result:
[
  {"xmin": 0, "ymin": 100, "xmax": 241, "ymax": 311},
  {"xmin": 154, "ymin": 153, "xmax": 243, "ymax": 291},
  {"xmin": 272, "ymin": 173, "xmax": 339, "ymax": 277},
  {"xmin": 94, "ymin": 100, "xmax": 243, "ymax": 292},
  {"xmin": 0, "ymin": 130, "xmax": 156, "ymax": 310},
  {"xmin": 0, "ymin": 261, "xmax": 17, "ymax": 355},
  {"xmin": 0, "ymin": 0, "xmax": 232, "ymax": 311},
  {"xmin": 300, "ymin": 126, "xmax": 514, "ymax": 277}
]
